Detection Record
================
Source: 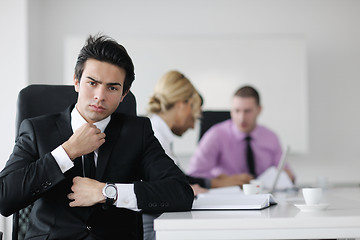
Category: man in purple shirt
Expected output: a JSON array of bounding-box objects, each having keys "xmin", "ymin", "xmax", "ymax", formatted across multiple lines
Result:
[{"xmin": 187, "ymin": 86, "xmax": 295, "ymax": 185}]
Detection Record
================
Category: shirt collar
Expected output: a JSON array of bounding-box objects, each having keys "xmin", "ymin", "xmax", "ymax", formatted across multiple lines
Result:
[
  {"xmin": 231, "ymin": 120, "xmax": 259, "ymax": 141},
  {"xmin": 151, "ymin": 114, "xmax": 174, "ymax": 144},
  {"xmin": 71, "ymin": 105, "xmax": 111, "ymax": 133}
]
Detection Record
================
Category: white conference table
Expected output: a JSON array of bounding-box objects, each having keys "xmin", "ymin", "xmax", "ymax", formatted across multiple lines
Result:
[{"xmin": 154, "ymin": 187, "xmax": 360, "ymax": 240}]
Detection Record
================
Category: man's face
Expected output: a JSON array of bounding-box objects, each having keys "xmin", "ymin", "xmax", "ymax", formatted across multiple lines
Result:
[
  {"xmin": 74, "ymin": 59, "xmax": 127, "ymax": 123},
  {"xmin": 230, "ymin": 96, "xmax": 261, "ymax": 133},
  {"xmin": 171, "ymin": 100, "xmax": 196, "ymax": 136}
]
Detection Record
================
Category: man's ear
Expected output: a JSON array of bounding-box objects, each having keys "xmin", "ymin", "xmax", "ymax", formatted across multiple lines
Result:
[
  {"xmin": 120, "ymin": 89, "xmax": 130, "ymax": 102},
  {"xmin": 74, "ymin": 75, "xmax": 80, "ymax": 93}
]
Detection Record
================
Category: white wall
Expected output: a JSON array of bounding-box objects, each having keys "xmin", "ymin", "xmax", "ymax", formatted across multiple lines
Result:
[
  {"xmin": 0, "ymin": 0, "xmax": 28, "ymax": 238},
  {"xmin": 26, "ymin": 0, "xmax": 360, "ymax": 186},
  {"xmin": 1, "ymin": 0, "xmax": 360, "ymax": 238}
]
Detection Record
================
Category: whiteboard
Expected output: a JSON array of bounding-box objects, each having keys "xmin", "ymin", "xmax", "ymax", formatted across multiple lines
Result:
[{"xmin": 64, "ymin": 36, "xmax": 308, "ymax": 154}]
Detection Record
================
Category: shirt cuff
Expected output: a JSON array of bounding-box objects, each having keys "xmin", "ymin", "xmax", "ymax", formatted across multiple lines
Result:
[
  {"xmin": 51, "ymin": 146, "xmax": 74, "ymax": 173},
  {"xmin": 115, "ymin": 184, "xmax": 139, "ymax": 211}
]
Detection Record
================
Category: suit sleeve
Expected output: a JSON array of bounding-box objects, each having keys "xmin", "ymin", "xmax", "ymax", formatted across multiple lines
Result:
[
  {"xmin": 0, "ymin": 119, "xmax": 65, "ymax": 217},
  {"xmin": 133, "ymin": 118, "xmax": 194, "ymax": 213}
]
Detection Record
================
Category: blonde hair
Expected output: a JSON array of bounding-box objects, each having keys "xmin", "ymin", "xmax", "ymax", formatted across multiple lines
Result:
[{"xmin": 148, "ymin": 70, "xmax": 202, "ymax": 118}]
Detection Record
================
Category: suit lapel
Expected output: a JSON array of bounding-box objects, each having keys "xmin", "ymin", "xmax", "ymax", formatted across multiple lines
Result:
[
  {"xmin": 96, "ymin": 114, "xmax": 123, "ymax": 180},
  {"xmin": 55, "ymin": 105, "xmax": 74, "ymax": 144}
]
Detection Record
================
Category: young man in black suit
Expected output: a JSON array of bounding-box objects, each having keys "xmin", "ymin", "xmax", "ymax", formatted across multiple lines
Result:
[{"xmin": 0, "ymin": 35, "xmax": 194, "ymax": 240}]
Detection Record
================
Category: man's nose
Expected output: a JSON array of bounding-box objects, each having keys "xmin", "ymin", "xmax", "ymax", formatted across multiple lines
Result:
[
  {"xmin": 238, "ymin": 112, "xmax": 245, "ymax": 121},
  {"xmin": 94, "ymin": 87, "xmax": 106, "ymax": 101}
]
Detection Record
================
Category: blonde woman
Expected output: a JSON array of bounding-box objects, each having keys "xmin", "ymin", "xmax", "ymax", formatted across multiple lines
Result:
[
  {"xmin": 144, "ymin": 71, "xmax": 208, "ymax": 240},
  {"xmin": 147, "ymin": 71, "xmax": 211, "ymax": 189}
]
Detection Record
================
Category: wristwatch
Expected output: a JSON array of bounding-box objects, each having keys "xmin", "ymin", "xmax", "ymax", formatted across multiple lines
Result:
[{"xmin": 102, "ymin": 183, "xmax": 118, "ymax": 206}]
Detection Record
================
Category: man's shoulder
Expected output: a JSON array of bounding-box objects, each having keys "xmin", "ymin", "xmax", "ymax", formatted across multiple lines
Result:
[
  {"xmin": 24, "ymin": 111, "xmax": 66, "ymax": 126},
  {"xmin": 21, "ymin": 105, "xmax": 72, "ymax": 124}
]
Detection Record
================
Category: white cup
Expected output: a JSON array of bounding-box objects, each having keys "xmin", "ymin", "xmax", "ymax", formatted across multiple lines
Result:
[
  {"xmin": 243, "ymin": 184, "xmax": 259, "ymax": 195},
  {"xmin": 302, "ymin": 188, "xmax": 323, "ymax": 205},
  {"xmin": 250, "ymin": 179, "xmax": 262, "ymax": 192}
]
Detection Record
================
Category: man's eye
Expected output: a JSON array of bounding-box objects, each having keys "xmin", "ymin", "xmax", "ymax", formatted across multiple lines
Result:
[
  {"xmin": 109, "ymin": 87, "xmax": 118, "ymax": 91},
  {"xmin": 89, "ymin": 81, "xmax": 96, "ymax": 86}
]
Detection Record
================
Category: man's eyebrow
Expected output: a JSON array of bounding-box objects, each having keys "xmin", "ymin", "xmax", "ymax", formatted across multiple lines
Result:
[
  {"xmin": 87, "ymin": 76, "xmax": 102, "ymax": 83},
  {"xmin": 86, "ymin": 76, "xmax": 121, "ymax": 86},
  {"xmin": 107, "ymin": 82, "xmax": 122, "ymax": 86}
]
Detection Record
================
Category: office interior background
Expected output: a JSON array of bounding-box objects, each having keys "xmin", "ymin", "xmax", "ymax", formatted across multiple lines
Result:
[{"xmin": 1, "ymin": 0, "xmax": 360, "ymax": 239}]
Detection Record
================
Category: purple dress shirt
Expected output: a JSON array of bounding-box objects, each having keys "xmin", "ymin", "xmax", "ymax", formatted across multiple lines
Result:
[{"xmin": 187, "ymin": 119, "xmax": 283, "ymax": 178}]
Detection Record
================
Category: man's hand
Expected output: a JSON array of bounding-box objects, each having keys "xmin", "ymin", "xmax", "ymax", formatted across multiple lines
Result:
[
  {"xmin": 190, "ymin": 184, "xmax": 208, "ymax": 196},
  {"xmin": 62, "ymin": 123, "xmax": 106, "ymax": 160},
  {"xmin": 68, "ymin": 176, "xmax": 106, "ymax": 207},
  {"xmin": 210, "ymin": 173, "xmax": 254, "ymax": 188}
]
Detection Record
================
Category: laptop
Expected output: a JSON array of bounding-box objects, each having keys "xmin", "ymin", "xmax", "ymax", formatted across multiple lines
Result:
[{"xmin": 269, "ymin": 145, "xmax": 290, "ymax": 193}]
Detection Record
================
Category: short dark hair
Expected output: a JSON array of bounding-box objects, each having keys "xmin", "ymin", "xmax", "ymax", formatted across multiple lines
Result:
[
  {"xmin": 74, "ymin": 34, "xmax": 135, "ymax": 96},
  {"xmin": 234, "ymin": 85, "xmax": 260, "ymax": 105}
]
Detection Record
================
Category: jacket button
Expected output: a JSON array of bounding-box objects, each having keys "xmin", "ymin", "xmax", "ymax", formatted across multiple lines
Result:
[{"xmin": 87, "ymin": 226, "xmax": 92, "ymax": 231}]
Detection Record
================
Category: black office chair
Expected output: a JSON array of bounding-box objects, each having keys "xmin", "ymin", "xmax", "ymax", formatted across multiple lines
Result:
[
  {"xmin": 199, "ymin": 110, "xmax": 231, "ymax": 141},
  {"xmin": 13, "ymin": 84, "xmax": 137, "ymax": 240}
]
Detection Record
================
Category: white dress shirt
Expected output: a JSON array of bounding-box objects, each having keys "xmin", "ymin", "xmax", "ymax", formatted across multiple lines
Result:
[
  {"xmin": 149, "ymin": 114, "xmax": 178, "ymax": 165},
  {"xmin": 51, "ymin": 106, "xmax": 138, "ymax": 210}
]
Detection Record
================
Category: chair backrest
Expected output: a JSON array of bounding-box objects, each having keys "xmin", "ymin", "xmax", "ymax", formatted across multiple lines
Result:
[
  {"xmin": 199, "ymin": 110, "xmax": 231, "ymax": 141},
  {"xmin": 13, "ymin": 84, "xmax": 137, "ymax": 240}
]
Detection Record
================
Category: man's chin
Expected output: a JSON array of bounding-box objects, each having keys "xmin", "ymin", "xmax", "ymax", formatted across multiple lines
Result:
[{"xmin": 87, "ymin": 112, "xmax": 108, "ymax": 123}]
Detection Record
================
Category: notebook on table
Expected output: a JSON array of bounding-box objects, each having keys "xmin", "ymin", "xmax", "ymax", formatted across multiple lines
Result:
[{"xmin": 192, "ymin": 187, "xmax": 276, "ymax": 210}]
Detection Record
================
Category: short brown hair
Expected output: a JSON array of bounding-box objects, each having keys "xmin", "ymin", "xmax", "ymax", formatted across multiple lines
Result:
[{"xmin": 234, "ymin": 86, "xmax": 260, "ymax": 105}]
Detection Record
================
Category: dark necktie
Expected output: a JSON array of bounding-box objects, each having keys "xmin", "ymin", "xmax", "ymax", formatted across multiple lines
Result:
[
  {"xmin": 83, "ymin": 152, "xmax": 96, "ymax": 178},
  {"xmin": 245, "ymin": 136, "xmax": 256, "ymax": 176}
]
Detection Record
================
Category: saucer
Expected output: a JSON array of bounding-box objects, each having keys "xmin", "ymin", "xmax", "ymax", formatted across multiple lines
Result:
[{"xmin": 294, "ymin": 203, "xmax": 330, "ymax": 212}]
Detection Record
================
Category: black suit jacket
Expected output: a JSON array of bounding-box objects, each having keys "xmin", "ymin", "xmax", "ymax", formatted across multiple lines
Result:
[{"xmin": 0, "ymin": 105, "xmax": 194, "ymax": 240}]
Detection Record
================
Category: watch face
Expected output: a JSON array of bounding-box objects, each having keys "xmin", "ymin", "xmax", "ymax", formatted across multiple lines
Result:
[{"xmin": 105, "ymin": 185, "xmax": 117, "ymax": 198}]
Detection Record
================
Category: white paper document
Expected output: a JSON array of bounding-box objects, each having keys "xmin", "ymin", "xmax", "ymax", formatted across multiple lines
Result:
[
  {"xmin": 192, "ymin": 186, "xmax": 277, "ymax": 210},
  {"xmin": 257, "ymin": 166, "xmax": 294, "ymax": 191}
]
